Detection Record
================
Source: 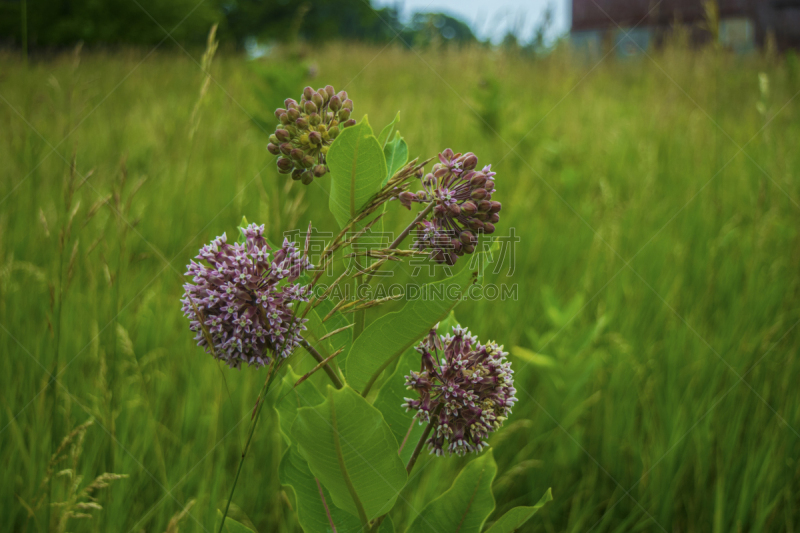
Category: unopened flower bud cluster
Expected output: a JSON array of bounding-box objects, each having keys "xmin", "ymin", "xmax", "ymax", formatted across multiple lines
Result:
[
  {"xmin": 402, "ymin": 149, "xmax": 501, "ymax": 265},
  {"xmin": 403, "ymin": 325, "xmax": 517, "ymax": 456},
  {"xmin": 268, "ymin": 85, "xmax": 356, "ymax": 185}
]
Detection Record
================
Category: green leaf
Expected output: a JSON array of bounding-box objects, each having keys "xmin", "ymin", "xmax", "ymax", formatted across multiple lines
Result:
[
  {"xmin": 295, "ymin": 271, "xmax": 353, "ymax": 372},
  {"xmin": 345, "ymin": 265, "xmax": 477, "ymax": 395},
  {"xmin": 279, "ymin": 445, "xmax": 363, "ymax": 533},
  {"xmin": 304, "ymin": 294, "xmax": 353, "ymax": 369},
  {"xmin": 291, "ymin": 386, "xmax": 408, "ymax": 523},
  {"xmin": 327, "ymin": 117, "xmax": 387, "ymax": 229},
  {"xmin": 408, "ymin": 451, "xmax": 497, "ymax": 533},
  {"xmin": 379, "ymin": 515, "xmax": 395, "ymax": 532},
  {"xmin": 377, "ymin": 111, "xmax": 400, "ymax": 148},
  {"xmin": 383, "ymin": 131, "xmax": 408, "ymax": 183},
  {"xmin": 483, "ymin": 488, "xmax": 553, "ymax": 533},
  {"xmin": 214, "ymin": 510, "xmax": 255, "ymax": 533},
  {"xmin": 373, "ymin": 348, "xmax": 424, "ymax": 463},
  {"xmin": 273, "ymin": 366, "xmax": 325, "ymax": 445}
]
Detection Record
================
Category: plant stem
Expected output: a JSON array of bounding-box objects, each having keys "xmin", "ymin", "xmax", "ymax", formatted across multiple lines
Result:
[
  {"xmin": 405, "ymin": 404, "xmax": 442, "ymax": 475},
  {"xmin": 217, "ymin": 359, "xmax": 282, "ymax": 533},
  {"xmin": 353, "ymin": 275, "xmax": 366, "ymax": 340},
  {"xmin": 365, "ymin": 202, "xmax": 433, "ymax": 285},
  {"xmin": 389, "ymin": 202, "xmax": 434, "ymax": 250},
  {"xmin": 299, "ymin": 338, "xmax": 343, "ymax": 389}
]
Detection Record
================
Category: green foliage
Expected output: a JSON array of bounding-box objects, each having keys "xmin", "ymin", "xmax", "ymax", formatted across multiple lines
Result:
[
  {"xmin": 373, "ymin": 348, "xmax": 424, "ymax": 463},
  {"xmin": 408, "ymin": 451, "xmax": 497, "ymax": 533},
  {"xmin": 327, "ymin": 117, "xmax": 387, "ymax": 229},
  {"xmin": 379, "ymin": 515, "xmax": 395, "ymax": 532},
  {"xmin": 2, "ymin": 45, "xmax": 800, "ymax": 533},
  {"xmin": 279, "ymin": 446, "xmax": 362, "ymax": 533},
  {"xmin": 272, "ymin": 366, "xmax": 325, "ymax": 445},
  {"xmin": 345, "ymin": 265, "xmax": 476, "ymax": 395},
  {"xmin": 383, "ymin": 132, "xmax": 409, "ymax": 181},
  {"xmin": 377, "ymin": 112, "xmax": 401, "ymax": 148},
  {"xmin": 305, "ymin": 298, "xmax": 353, "ymax": 361},
  {"xmin": 291, "ymin": 386, "xmax": 408, "ymax": 523},
  {"xmin": 483, "ymin": 488, "xmax": 553, "ymax": 533},
  {"xmin": 0, "ymin": 0, "xmax": 219, "ymax": 47}
]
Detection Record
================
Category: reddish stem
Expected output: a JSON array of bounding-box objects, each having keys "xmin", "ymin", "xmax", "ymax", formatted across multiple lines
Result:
[{"xmin": 316, "ymin": 477, "xmax": 337, "ymax": 533}]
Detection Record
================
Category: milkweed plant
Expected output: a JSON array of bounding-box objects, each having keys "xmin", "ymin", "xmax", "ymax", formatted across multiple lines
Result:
[{"xmin": 181, "ymin": 85, "xmax": 552, "ymax": 533}]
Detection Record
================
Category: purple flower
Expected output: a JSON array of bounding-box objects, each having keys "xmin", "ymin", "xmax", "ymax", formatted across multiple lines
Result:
[
  {"xmin": 408, "ymin": 149, "xmax": 501, "ymax": 265},
  {"xmin": 402, "ymin": 325, "xmax": 517, "ymax": 457},
  {"xmin": 180, "ymin": 223, "xmax": 313, "ymax": 369}
]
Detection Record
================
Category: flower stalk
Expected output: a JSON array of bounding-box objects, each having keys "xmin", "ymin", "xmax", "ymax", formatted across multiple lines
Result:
[
  {"xmin": 217, "ymin": 357, "xmax": 283, "ymax": 533},
  {"xmin": 299, "ymin": 338, "xmax": 343, "ymax": 389}
]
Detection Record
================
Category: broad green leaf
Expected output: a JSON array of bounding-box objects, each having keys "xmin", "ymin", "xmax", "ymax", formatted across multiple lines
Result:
[
  {"xmin": 373, "ymin": 348, "xmax": 424, "ymax": 463},
  {"xmin": 303, "ymin": 293, "xmax": 353, "ymax": 370},
  {"xmin": 291, "ymin": 386, "xmax": 408, "ymax": 523},
  {"xmin": 408, "ymin": 451, "xmax": 497, "ymax": 533},
  {"xmin": 483, "ymin": 488, "xmax": 553, "ymax": 533},
  {"xmin": 279, "ymin": 445, "xmax": 362, "ymax": 533},
  {"xmin": 327, "ymin": 117, "xmax": 387, "ymax": 229},
  {"xmin": 214, "ymin": 510, "xmax": 255, "ymax": 533},
  {"xmin": 383, "ymin": 131, "xmax": 408, "ymax": 183},
  {"xmin": 377, "ymin": 111, "xmax": 400, "ymax": 148},
  {"xmin": 345, "ymin": 266, "xmax": 477, "ymax": 395},
  {"xmin": 273, "ymin": 366, "xmax": 325, "ymax": 445},
  {"xmin": 296, "ymin": 271, "xmax": 353, "ymax": 372}
]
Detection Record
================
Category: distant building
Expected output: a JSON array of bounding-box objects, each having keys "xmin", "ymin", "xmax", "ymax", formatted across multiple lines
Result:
[{"xmin": 570, "ymin": 0, "xmax": 800, "ymax": 55}]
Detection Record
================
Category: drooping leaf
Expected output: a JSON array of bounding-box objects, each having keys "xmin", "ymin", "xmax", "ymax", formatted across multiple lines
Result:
[
  {"xmin": 279, "ymin": 445, "xmax": 363, "ymax": 533},
  {"xmin": 483, "ymin": 488, "xmax": 553, "ymax": 533},
  {"xmin": 214, "ymin": 510, "xmax": 256, "ymax": 533},
  {"xmin": 345, "ymin": 265, "xmax": 477, "ymax": 395},
  {"xmin": 327, "ymin": 117, "xmax": 387, "ymax": 229},
  {"xmin": 383, "ymin": 131, "xmax": 408, "ymax": 183},
  {"xmin": 407, "ymin": 451, "xmax": 497, "ymax": 533},
  {"xmin": 373, "ymin": 348, "xmax": 424, "ymax": 463},
  {"xmin": 377, "ymin": 111, "xmax": 400, "ymax": 148},
  {"xmin": 291, "ymin": 386, "xmax": 408, "ymax": 523},
  {"xmin": 273, "ymin": 366, "xmax": 325, "ymax": 445}
]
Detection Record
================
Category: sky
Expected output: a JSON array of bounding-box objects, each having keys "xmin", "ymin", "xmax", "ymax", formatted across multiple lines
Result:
[{"xmin": 372, "ymin": 0, "xmax": 571, "ymax": 44}]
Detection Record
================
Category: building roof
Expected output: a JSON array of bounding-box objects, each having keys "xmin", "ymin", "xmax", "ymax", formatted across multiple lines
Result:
[{"xmin": 571, "ymin": 0, "xmax": 754, "ymax": 32}]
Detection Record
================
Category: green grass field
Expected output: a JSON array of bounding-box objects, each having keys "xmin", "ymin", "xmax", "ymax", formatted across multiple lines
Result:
[{"xmin": 1, "ymin": 41, "xmax": 799, "ymax": 532}]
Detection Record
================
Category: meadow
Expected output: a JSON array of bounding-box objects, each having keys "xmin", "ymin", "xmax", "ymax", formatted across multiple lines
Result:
[{"xmin": 1, "ymin": 39, "xmax": 799, "ymax": 532}]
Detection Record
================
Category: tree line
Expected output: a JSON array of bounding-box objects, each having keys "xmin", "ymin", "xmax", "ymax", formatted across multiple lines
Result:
[{"xmin": 0, "ymin": 0, "xmax": 478, "ymax": 50}]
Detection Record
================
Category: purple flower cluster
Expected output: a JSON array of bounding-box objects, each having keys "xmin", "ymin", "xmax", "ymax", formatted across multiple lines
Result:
[
  {"xmin": 181, "ymin": 224, "xmax": 313, "ymax": 369},
  {"xmin": 402, "ymin": 325, "xmax": 517, "ymax": 456},
  {"xmin": 401, "ymin": 149, "xmax": 501, "ymax": 265},
  {"xmin": 268, "ymin": 85, "xmax": 356, "ymax": 185}
]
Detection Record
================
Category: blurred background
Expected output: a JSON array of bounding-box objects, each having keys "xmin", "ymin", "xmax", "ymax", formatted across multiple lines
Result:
[{"xmin": 1, "ymin": 0, "xmax": 800, "ymax": 532}]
